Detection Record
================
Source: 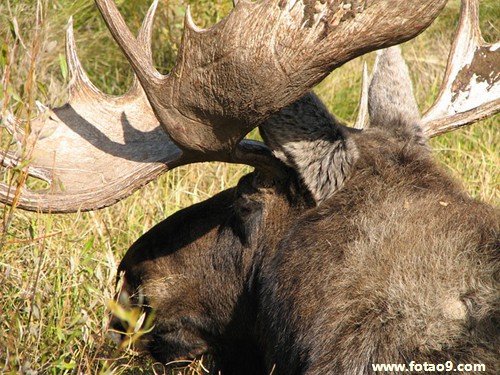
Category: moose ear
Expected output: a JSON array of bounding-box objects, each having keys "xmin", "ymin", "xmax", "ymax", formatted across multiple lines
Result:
[
  {"xmin": 368, "ymin": 46, "xmax": 426, "ymax": 143},
  {"xmin": 259, "ymin": 92, "xmax": 358, "ymax": 205}
]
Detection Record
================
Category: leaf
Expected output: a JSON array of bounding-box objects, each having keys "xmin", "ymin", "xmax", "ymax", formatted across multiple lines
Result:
[
  {"xmin": 7, "ymin": 85, "xmax": 22, "ymax": 103},
  {"xmin": 59, "ymin": 53, "xmax": 68, "ymax": 82},
  {"xmin": 8, "ymin": 19, "xmax": 17, "ymax": 39},
  {"xmin": 36, "ymin": 81, "xmax": 48, "ymax": 100},
  {"xmin": 107, "ymin": 299, "xmax": 129, "ymax": 322},
  {"xmin": 53, "ymin": 358, "xmax": 77, "ymax": 370},
  {"xmin": 0, "ymin": 43, "xmax": 7, "ymax": 69},
  {"xmin": 29, "ymin": 223, "xmax": 35, "ymax": 239}
]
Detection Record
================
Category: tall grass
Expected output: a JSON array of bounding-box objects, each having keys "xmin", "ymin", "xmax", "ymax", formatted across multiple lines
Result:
[{"xmin": 0, "ymin": 0, "xmax": 498, "ymax": 374}]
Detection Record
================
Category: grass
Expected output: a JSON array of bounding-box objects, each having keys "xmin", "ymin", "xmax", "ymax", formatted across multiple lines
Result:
[{"xmin": 0, "ymin": 0, "xmax": 498, "ymax": 373}]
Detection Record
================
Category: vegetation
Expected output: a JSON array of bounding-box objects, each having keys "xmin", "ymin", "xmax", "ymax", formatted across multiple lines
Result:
[{"xmin": 0, "ymin": 0, "xmax": 497, "ymax": 373}]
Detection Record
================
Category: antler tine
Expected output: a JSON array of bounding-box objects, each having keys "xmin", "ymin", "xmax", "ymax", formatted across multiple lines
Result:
[
  {"xmin": 66, "ymin": 17, "xmax": 108, "ymax": 102},
  {"xmin": 95, "ymin": 0, "xmax": 448, "ymax": 161},
  {"xmin": 1, "ymin": 0, "xmax": 450, "ymax": 213},
  {"xmin": 353, "ymin": 63, "xmax": 370, "ymax": 130},
  {"xmin": 0, "ymin": 5, "xmax": 181, "ymax": 213},
  {"xmin": 137, "ymin": 0, "xmax": 156, "ymax": 60},
  {"xmin": 94, "ymin": 0, "xmax": 163, "ymax": 88},
  {"xmin": 422, "ymin": 0, "xmax": 499, "ymax": 136},
  {"xmin": 129, "ymin": 0, "xmax": 157, "ymax": 94}
]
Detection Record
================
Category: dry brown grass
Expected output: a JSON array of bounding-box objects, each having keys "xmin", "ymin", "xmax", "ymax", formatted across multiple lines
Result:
[{"xmin": 0, "ymin": 0, "xmax": 497, "ymax": 373}]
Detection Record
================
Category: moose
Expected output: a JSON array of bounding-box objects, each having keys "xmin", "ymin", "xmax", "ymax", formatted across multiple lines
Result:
[{"xmin": 1, "ymin": 0, "xmax": 498, "ymax": 374}]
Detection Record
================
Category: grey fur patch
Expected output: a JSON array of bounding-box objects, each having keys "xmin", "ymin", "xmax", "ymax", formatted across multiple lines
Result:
[{"xmin": 260, "ymin": 92, "xmax": 358, "ymax": 204}]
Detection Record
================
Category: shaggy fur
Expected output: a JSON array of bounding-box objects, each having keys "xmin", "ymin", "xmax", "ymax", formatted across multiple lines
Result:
[
  {"xmin": 113, "ymin": 47, "xmax": 499, "ymax": 374},
  {"xmin": 257, "ymin": 128, "xmax": 499, "ymax": 374},
  {"xmin": 261, "ymin": 92, "xmax": 359, "ymax": 205},
  {"xmin": 113, "ymin": 170, "xmax": 314, "ymax": 374}
]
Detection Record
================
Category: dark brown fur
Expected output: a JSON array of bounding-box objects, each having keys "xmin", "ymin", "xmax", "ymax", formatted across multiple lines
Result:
[
  {"xmin": 257, "ymin": 128, "xmax": 499, "ymax": 374},
  {"xmin": 113, "ymin": 169, "xmax": 313, "ymax": 374},
  {"xmin": 113, "ymin": 49, "xmax": 499, "ymax": 374},
  {"xmin": 114, "ymin": 123, "xmax": 498, "ymax": 374}
]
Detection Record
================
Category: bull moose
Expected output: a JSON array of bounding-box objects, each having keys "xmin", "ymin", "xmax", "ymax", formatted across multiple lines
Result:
[{"xmin": 1, "ymin": 0, "xmax": 498, "ymax": 374}]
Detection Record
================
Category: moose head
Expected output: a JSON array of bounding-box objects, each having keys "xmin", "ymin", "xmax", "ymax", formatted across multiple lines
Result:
[{"xmin": 1, "ymin": 1, "xmax": 498, "ymax": 374}]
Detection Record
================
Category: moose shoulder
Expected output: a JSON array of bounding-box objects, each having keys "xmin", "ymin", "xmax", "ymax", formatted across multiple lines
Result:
[
  {"xmin": 255, "ymin": 43, "xmax": 499, "ymax": 374},
  {"xmin": 258, "ymin": 120, "xmax": 499, "ymax": 374}
]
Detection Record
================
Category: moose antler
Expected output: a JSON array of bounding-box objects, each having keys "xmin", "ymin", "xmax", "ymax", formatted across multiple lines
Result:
[
  {"xmin": 353, "ymin": 0, "xmax": 499, "ymax": 137},
  {"xmin": 422, "ymin": 0, "xmax": 499, "ymax": 136},
  {"xmin": 1, "ymin": 4, "xmax": 176, "ymax": 213},
  {"xmin": 1, "ymin": 0, "xmax": 449, "ymax": 212}
]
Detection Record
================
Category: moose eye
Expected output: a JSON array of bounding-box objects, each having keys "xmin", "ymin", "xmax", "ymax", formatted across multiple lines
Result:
[
  {"xmin": 235, "ymin": 195, "xmax": 261, "ymax": 217},
  {"xmin": 232, "ymin": 195, "xmax": 264, "ymax": 246},
  {"xmin": 238, "ymin": 204, "xmax": 253, "ymax": 217}
]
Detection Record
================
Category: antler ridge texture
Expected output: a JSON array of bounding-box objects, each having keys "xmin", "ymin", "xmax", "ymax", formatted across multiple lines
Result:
[{"xmin": 1, "ymin": 0, "xmax": 450, "ymax": 212}]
